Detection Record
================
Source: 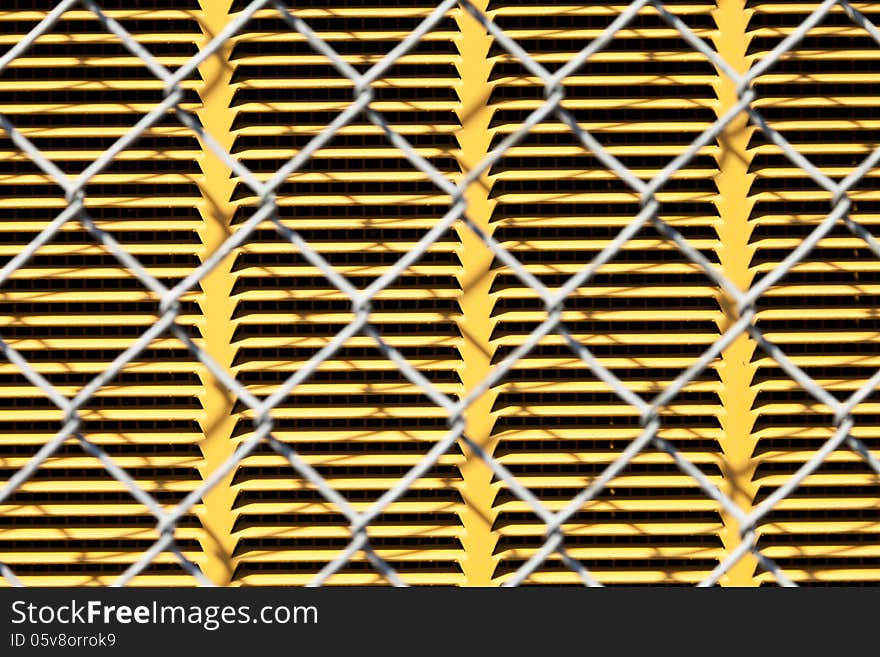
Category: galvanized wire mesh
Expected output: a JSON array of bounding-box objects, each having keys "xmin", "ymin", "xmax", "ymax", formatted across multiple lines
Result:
[{"xmin": 0, "ymin": 0, "xmax": 879, "ymax": 587}]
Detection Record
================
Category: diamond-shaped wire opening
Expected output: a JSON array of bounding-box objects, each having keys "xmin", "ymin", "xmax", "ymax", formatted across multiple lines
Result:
[
  {"xmin": 491, "ymin": 201, "xmax": 725, "ymax": 390},
  {"xmin": 492, "ymin": 455, "xmax": 729, "ymax": 586},
  {"xmin": 0, "ymin": 0, "xmax": 211, "ymax": 323},
  {"xmin": 0, "ymin": 430, "xmax": 209, "ymax": 586},
  {"xmin": 461, "ymin": 0, "xmax": 749, "ymax": 303},
  {"xmin": 228, "ymin": 402, "xmax": 467, "ymax": 585},
  {"xmin": 164, "ymin": 278, "xmax": 419, "ymax": 585},
  {"xmin": 0, "ymin": 1, "xmax": 200, "ymax": 202},
  {"xmin": 164, "ymin": 243, "xmax": 445, "ymax": 587},
  {"xmin": 4, "ymin": 6, "xmax": 199, "ymax": 171},
  {"xmin": 0, "ymin": 0, "xmax": 85, "ymax": 197},
  {"xmin": 749, "ymin": 419, "xmax": 880, "ymax": 586},
  {"xmin": 486, "ymin": 1, "xmax": 721, "ymax": 185},
  {"xmin": 740, "ymin": 2, "xmax": 880, "ymax": 276},
  {"xmin": 743, "ymin": 1, "xmax": 880, "ymax": 180}
]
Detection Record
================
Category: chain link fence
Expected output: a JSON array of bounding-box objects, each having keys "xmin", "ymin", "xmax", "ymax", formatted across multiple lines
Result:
[{"xmin": 0, "ymin": 0, "xmax": 878, "ymax": 587}]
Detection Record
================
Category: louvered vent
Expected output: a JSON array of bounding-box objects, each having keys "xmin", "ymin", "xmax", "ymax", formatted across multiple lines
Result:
[
  {"xmin": 484, "ymin": 0, "xmax": 727, "ymax": 585},
  {"xmin": 747, "ymin": 0, "xmax": 880, "ymax": 585},
  {"xmin": 224, "ymin": 0, "xmax": 467, "ymax": 585},
  {"xmin": 0, "ymin": 1, "xmax": 207, "ymax": 585}
]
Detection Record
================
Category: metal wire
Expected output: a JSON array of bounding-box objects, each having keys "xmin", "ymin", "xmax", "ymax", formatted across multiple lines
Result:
[{"xmin": 0, "ymin": 0, "xmax": 879, "ymax": 588}]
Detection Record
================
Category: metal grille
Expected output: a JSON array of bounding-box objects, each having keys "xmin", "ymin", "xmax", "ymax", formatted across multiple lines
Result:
[{"xmin": 1, "ymin": 0, "xmax": 880, "ymax": 587}]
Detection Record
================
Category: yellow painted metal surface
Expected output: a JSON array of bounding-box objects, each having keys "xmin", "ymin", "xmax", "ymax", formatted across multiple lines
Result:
[
  {"xmin": 0, "ymin": 0, "xmax": 877, "ymax": 586},
  {"xmin": 712, "ymin": 0, "xmax": 760, "ymax": 587}
]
